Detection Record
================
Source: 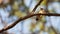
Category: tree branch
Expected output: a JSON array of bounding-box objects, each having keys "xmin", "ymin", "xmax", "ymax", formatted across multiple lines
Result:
[
  {"xmin": 51, "ymin": 26, "xmax": 57, "ymax": 34},
  {"xmin": 0, "ymin": 13, "xmax": 60, "ymax": 33},
  {"xmin": 0, "ymin": 0, "xmax": 59, "ymax": 33},
  {"xmin": 32, "ymin": 0, "xmax": 43, "ymax": 12},
  {"xmin": 0, "ymin": 0, "xmax": 43, "ymax": 33}
]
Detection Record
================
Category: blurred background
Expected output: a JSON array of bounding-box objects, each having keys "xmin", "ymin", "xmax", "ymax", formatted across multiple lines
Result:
[{"xmin": 0, "ymin": 0, "xmax": 60, "ymax": 34}]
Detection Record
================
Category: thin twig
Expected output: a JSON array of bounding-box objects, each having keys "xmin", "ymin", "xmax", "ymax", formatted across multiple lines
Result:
[
  {"xmin": 0, "ymin": 0, "xmax": 59, "ymax": 33},
  {"xmin": 49, "ymin": 16, "xmax": 57, "ymax": 34},
  {"xmin": 46, "ymin": 1, "xmax": 57, "ymax": 34},
  {"xmin": 32, "ymin": 0, "xmax": 43, "ymax": 12},
  {"xmin": 0, "ymin": 13, "xmax": 7, "ymax": 26},
  {"xmin": 0, "ymin": 13, "xmax": 8, "ymax": 33},
  {"xmin": 0, "ymin": 13, "xmax": 60, "ymax": 33},
  {"xmin": 51, "ymin": 26, "xmax": 57, "ymax": 34}
]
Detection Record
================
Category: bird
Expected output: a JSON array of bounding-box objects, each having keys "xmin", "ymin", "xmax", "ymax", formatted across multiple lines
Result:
[
  {"xmin": 36, "ymin": 8, "xmax": 46, "ymax": 21},
  {"xmin": 39, "ymin": 8, "xmax": 46, "ymax": 14},
  {"xmin": 36, "ymin": 8, "xmax": 47, "ymax": 31}
]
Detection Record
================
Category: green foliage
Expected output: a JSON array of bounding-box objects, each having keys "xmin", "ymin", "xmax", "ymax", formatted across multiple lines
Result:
[
  {"xmin": 10, "ymin": 10, "xmax": 27, "ymax": 18},
  {"xmin": 41, "ymin": 0, "xmax": 47, "ymax": 5}
]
